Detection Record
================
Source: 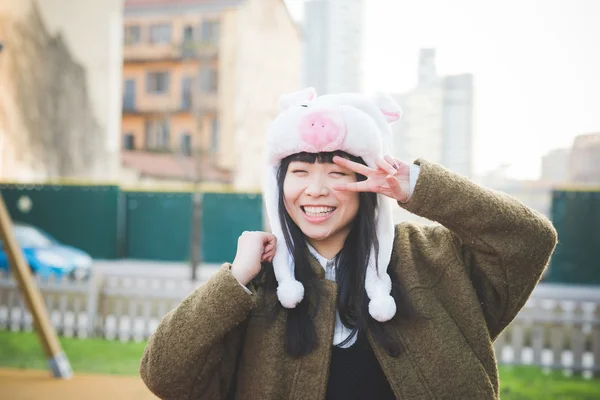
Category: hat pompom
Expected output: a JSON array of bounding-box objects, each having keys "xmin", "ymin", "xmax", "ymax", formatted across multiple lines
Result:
[
  {"xmin": 368, "ymin": 295, "xmax": 397, "ymax": 322},
  {"xmin": 277, "ymin": 279, "xmax": 305, "ymax": 308}
]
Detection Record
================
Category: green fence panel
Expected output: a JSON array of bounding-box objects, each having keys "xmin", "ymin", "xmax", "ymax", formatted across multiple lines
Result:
[
  {"xmin": 123, "ymin": 191, "xmax": 262, "ymax": 262},
  {"xmin": 124, "ymin": 191, "xmax": 193, "ymax": 261},
  {"xmin": 547, "ymin": 190, "xmax": 600, "ymax": 284},
  {"xmin": 0, "ymin": 184, "xmax": 263, "ymax": 263},
  {"xmin": 201, "ymin": 192, "xmax": 263, "ymax": 264},
  {"xmin": 0, "ymin": 184, "xmax": 121, "ymax": 259}
]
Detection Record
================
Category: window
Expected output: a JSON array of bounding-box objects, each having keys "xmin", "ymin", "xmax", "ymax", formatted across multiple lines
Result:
[
  {"xmin": 149, "ymin": 23, "xmax": 172, "ymax": 44},
  {"xmin": 145, "ymin": 119, "xmax": 170, "ymax": 150},
  {"xmin": 181, "ymin": 76, "xmax": 193, "ymax": 109},
  {"xmin": 124, "ymin": 25, "xmax": 141, "ymax": 45},
  {"xmin": 146, "ymin": 72, "xmax": 170, "ymax": 94},
  {"xmin": 201, "ymin": 20, "xmax": 219, "ymax": 44},
  {"xmin": 123, "ymin": 79, "xmax": 136, "ymax": 109},
  {"xmin": 180, "ymin": 132, "xmax": 192, "ymax": 156},
  {"xmin": 123, "ymin": 133, "xmax": 135, "ymax": 150},
  {"xmin": 199, "ymin": 67, "xmax": 218, "ymax": 92},
  {"xmin": 210, "ymin": 118, "xmax": 219, "ymax": 153},
  {"xmin": 183, "ymin": 25, "xmax": 194, "ymax": 41}
]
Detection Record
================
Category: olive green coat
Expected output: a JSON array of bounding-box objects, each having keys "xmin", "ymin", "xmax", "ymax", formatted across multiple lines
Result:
[{"xmin": 140, "ymin": 160, "xmax": 557, "ymax": 399}]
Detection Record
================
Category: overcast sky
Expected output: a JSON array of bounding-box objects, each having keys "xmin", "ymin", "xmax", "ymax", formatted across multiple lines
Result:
[{"xmin": 285, "ymin": 0, "xmax": 600, "ymax": 179}]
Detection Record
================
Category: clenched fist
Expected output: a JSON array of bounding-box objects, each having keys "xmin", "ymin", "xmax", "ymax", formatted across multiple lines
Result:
[{"xmin": 231, "ymin": 231, "xmax": 277, "ymax": 286}]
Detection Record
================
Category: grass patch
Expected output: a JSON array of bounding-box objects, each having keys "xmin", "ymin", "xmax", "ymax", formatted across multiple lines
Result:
[
  {"xmin": 499, "ymin": 365, "xmax": 600, "ymax": 400},
  {"xmin": 0, "ymin": 330, "xmax": 146, "ymax": 375},
  {"xmin": 1, "ymin": 330, "xmax": 599, "ymax": 399}
]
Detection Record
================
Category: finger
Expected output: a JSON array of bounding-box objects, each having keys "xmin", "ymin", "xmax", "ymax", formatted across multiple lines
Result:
[
  {"xmin": 263, "ymin": 248, "xmax": 276, "ymax": 262},
  {"xmin": 332, "ymin": 156, "xmax": 373, "ymax": 176},
  {"xmin": 261, "ymin": 233, "xmax": 276, "ymax": 246},
  {"xmin": 263, "ymin": 241, "xmax": 276, "ymax": 255},
  {"xmin": 333, "ymin": 180, "xmax": 376, "ymax": 193},
  {"xmin": 383, "ymin": 155, "xmax": 399, "ymax": 170},
  {"xmin": 376, "ymin": 157, "xmax": 397, "ymax": 175},
  {"xmin": 393, "ymin": 157, "xmax": 410, "ymax": 168},
  {"xmin": 263, "ymin": 233, "xmax": 276, "ymax": 245},
  {"xmin": 385, "ymin": 174, "xmax": 400, "ymax": 188},
  {"xmin": 261, "ymin": 244, "xmax": 275, "ymax": 257},
  {"xmin": 262, "ymin": 247, "xmax": 276, "ymax": 260}
]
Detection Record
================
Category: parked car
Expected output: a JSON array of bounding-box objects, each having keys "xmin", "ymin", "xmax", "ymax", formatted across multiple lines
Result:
[{"xmin": 0, "ymin": 223, "xmax": 93, "ymax": 280}]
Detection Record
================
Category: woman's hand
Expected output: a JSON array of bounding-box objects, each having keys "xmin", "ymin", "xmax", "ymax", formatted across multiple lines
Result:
[
  {"xmin": 332, "ymin": 155, "xmax": 411, "ymax": 202},
  {"xmin": 231, "ymin": 231, "xmax": 277, "ymax": 286}
]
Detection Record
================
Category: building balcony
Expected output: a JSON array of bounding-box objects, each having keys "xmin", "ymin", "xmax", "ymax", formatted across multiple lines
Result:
[
  {"xmin": 122, "ymin": 92, "xmax": 217, "ymax": 115},
  {"xmin": 124, "ymin": 40, "xmax": 219, "ymax": 63},
  {"xmin": 179, "ymin": 40, "xmax": 219, "ymax": 60},
  {"xmin": 122, "ymin": 103, "xmax": 192, "ymax": 116}
]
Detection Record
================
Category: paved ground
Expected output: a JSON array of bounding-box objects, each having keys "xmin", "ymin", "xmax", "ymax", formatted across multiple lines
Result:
[{"xmin": 0, "ymin": 368, "xmax": 157, "ymax": 400}]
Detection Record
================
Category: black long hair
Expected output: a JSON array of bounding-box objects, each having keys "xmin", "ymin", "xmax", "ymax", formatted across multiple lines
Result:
[{"xmin": 260, "ymin": 151, "xmax": 418, "ymax": 358}]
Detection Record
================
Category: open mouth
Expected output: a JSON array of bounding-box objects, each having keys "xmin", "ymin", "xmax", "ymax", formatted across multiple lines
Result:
[{"xmin": 301, "ymin": 206, "xmax": 336, "ymax": 217}]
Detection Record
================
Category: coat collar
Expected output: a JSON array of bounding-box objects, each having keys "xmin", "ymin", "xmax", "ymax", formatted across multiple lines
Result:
[{"xmin": 306, "ymin": 249, "xmax": 326, "ymax": 279}]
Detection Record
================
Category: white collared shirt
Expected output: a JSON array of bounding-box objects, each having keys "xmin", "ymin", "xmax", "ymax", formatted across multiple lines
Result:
[{"xmin": 306, "ymin": 243, "xmax": 357, "ymax": 348}]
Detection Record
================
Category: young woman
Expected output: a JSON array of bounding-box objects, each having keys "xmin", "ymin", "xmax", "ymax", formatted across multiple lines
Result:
[{"xmin": 140, "ymin": 89, "xmax": 557, "ymax": 400}]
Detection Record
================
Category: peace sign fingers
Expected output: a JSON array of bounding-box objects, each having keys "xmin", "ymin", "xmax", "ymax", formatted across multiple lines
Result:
[{"xmin": 332, "ymin": 156, "xmax": 374, "ymax": 177}]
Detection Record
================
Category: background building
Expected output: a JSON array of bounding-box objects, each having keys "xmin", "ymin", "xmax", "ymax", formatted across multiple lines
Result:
[
  {"xmin": 568, "ymin": 132, "xmax": 600, "ymax": 184},
  {"xmin": 0, "ymin": 0, "xmax": 123, "ymax": 181},
  {"xmin": 541, "ymin": 148, "xmax": 570, "ymax": 184},
  {"xmin": 121, "ymin": 0, "xmax": 301, "ymax": 189},
  {"xmin": 392, "ymin": 49, "xmax": 474, "ymax": 179},
  {"xmin": 390, "ymin": 49, "xmax": 474, "ymax": 224},
  {"xmin": 442, "ymin": 73, "xmax": 474, "ymax": 178},
  {"xmin": 303, "ymin": 0, "xmax": 364, "ymax": 94},
  {"xmin": 392, "ymin": 49, "xmax": 444, "ymax": 170}
]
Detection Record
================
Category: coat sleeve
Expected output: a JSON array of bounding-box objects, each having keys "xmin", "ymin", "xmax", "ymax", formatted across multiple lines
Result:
[
  {"xmin": 399, "ymin": 159, "xmax": 558, "ymax": 339},
  {"xmin": 139, "ymin": 263, "xmax": 257, "ymax": 399}
]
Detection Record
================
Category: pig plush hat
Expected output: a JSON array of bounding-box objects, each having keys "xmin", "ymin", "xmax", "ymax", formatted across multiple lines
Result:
[{"xmin": 264, "ymin": 87, "xmax": 403, "ymax": 322}]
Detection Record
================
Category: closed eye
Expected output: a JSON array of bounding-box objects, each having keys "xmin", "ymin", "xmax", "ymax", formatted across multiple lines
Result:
[
  {"xmin": 330, "ymin": 172, "xmax": 347, "ymax": 176},
  {"xmin": 300, "ymin": 104, "xmax": 308, "ymax": 108}
]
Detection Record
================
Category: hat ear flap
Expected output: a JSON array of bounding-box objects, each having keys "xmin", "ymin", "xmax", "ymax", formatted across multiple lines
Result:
[
  {"xmin": 365, "ymin": 194, "xmax": 397, "ymax": 322},
  {"xmin": 263, "ymin": 165, "xmax": 304, "ymax": 308}
]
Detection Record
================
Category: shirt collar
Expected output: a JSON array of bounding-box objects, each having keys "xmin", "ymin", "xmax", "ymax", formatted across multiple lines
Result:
[{"xmin": 306, "ymin": 242, "xmax": 336, "ymax": 269}]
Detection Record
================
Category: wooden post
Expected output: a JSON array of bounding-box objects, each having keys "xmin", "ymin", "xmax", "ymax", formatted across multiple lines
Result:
[{"xmin": 0, "ymin": 194, "xmax": 72, "ymax": 378}]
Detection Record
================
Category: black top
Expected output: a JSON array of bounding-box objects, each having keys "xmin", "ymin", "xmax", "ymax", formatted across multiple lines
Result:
[{"xmin": 326, "ymin": 331, "xmax": 396, "ymax": 400}]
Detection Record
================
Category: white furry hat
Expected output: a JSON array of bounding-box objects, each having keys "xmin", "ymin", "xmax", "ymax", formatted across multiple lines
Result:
[{"xmin": 264, "ymin": 87, "xmax": 402, "ymax": 322}]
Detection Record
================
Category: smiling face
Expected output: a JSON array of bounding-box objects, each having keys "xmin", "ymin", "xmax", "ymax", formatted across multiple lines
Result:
[{"xmin": 282, "ymin": 152, "xmax": 360, "ymax": 258}]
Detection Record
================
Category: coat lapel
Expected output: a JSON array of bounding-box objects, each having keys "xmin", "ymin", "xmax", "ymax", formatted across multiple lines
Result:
[{"xmin": 368, "ymin": 323, "xmax": 435, "ymax": 399}]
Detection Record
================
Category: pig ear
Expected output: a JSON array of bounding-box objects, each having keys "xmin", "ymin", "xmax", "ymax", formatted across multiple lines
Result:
[
  {"xmin": 278, "ymin": 87, "xmax": 317, "ymax": 112},
  {"xmin": 372, "ymin": 92, "xmax": 402, "ymax": 123}
]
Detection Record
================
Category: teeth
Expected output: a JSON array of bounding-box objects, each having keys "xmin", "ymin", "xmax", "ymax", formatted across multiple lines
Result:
[{"xmin": 304, "ymin": 206, "xmax": 335, "ymax": 216}]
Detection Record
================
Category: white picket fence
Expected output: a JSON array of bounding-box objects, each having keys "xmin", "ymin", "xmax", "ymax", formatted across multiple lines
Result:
[
  {"xmin": 0, "ymin": 271, "xmax": 599, "ymax": 376},
  {"xmin": 494, "ymin": 284, "xmax": 600, "ymax": 377},
  {"xmin": 0, "ymin": 271, "xmax": 197, "ymax": 342}
]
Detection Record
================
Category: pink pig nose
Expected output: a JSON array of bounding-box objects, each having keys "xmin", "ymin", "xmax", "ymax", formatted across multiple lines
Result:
[{"xmin": 299, "ymin": 111, "xmax": 346, "ymax": 152}]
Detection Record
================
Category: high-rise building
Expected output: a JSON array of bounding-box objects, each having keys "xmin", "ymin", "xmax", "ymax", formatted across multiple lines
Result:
[
  {"xmin": 392, "ymin": 49, "xmax": 474, "ymax": 179},
  {"xmin": 569, "ymin": 132, "xmax": 600, "ymax": 184},
  {"xmin": 442, "ymin": 74, "xmax": 474, "ymax": 178},
  {"xmin": 303, "ymin": 0, "xmax": 364, "ymax": 94}
]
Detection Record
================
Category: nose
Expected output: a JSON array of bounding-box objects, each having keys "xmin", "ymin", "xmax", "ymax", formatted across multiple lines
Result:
[
  {"xmin": 304, "ymin": 176, "xmax": 329, "ymax": 197},
  {"xmin": 299, "ymin": 111, "xmax": 346, "ymax": 152}
]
